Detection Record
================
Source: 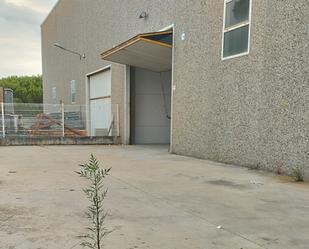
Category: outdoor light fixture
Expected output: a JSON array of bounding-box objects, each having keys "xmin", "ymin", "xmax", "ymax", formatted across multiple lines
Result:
[
  {"xmin": 181, "ymin": 32, "xmax": 186, "ymax": 41},
  {"xmin": 139, "ymin": 11, "xmax": 148, "ymax": 19},
  {"xmin": 54, "ymin": 43, "xmax": 86, "ymax": 60}
]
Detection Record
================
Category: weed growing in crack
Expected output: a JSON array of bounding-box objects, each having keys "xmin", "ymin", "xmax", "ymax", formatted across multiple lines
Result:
[
  {"xmin": 292, "ymin": 166, "xmax": 305, "ymax": 182},
  {"xmin": 76, "ymin": 154, "xmax": 112, "ymax": 249}
]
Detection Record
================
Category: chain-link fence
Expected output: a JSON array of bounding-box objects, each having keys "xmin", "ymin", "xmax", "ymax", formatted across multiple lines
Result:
[{"xmin": 0, "ymin": 103, "xmax": 119, "ymax": 138}]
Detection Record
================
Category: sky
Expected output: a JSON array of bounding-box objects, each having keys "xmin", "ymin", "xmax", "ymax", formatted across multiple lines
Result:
[{"xmin": 0, "ymin": 0, "xmax": 57, "ymax": 78}]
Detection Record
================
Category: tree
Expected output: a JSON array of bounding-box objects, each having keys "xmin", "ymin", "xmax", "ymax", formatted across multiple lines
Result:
[{"xmin": 0, "ymin": 75, "xmax": 43, "ymax": 103}]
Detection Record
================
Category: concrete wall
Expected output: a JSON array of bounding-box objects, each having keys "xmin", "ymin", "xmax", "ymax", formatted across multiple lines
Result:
[
  {"xmin": 172, "ymin": 0, "xmax": 309, "ymax": 176},
  {"xmin": 42, "ymin": 0, "xmax": 309, "ymax": 176},
  {"xmin": 0, "ymin": 136, "xmax": 120, "ymax": 146}
]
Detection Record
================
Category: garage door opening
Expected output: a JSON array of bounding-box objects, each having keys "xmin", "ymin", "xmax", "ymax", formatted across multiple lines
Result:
[
  {"xmin": 87, "ymin": 68, "xmax": 112, "ymax": 137},
  {"xmin": 101, "ymin": 30, "xmax": 173, "ymax": 145},
  {"xmin": 130, "ymin": 67, "xmax": 171, "ymax": 144}
]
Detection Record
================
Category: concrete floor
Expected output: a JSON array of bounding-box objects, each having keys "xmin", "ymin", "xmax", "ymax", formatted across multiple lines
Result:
[{"xmin": 0, "ymin": 145, "xmax": 309, "ymax": 249}]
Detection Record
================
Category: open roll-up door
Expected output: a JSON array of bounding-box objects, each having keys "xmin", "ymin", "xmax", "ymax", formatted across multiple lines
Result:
[{"xmin": 101, "ymin": 31, "xmax": 173, "ymax": 72}]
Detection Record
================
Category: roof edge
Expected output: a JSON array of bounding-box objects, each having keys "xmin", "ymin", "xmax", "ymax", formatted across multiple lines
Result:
[
  {"xmin": 41, "ymin": 0, "xmax": 60, "ymax": 27},
  {"xmin": 101, "ymin": 31, "xmax": 173, "ymax": 59}
]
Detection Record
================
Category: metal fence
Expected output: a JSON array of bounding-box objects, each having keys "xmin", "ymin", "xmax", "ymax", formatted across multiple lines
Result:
[{"xmin": 0, "ymin": 103, "xmax": 119, "ymax": 138}]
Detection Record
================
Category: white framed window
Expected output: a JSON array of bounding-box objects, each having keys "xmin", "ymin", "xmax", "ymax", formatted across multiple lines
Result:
[
  {"xmin": 70, "ymin": 80, "xmax": 76, "ymax": 103},
  {"xmin": 52, "ymin": 87, "xmax": 57, "ymax": 100},
  {"xmin": 222, "ymin": 0, "xmax": 252, "ymax": 60}
]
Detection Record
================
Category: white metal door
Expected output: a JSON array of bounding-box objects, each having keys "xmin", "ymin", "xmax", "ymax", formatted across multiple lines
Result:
[{"xmin": 89, "ymin": 69, "xmax": 111, "ymax": 136}]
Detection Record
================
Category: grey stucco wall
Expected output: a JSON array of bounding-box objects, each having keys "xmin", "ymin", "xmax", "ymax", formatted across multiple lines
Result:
[
  {"xmin": 171, "ymin": 0, "xmax": 309, "ymax": 176},
  {"xmin": 42, "ymin": 0, "xmax": 309, "ymax": 176}
]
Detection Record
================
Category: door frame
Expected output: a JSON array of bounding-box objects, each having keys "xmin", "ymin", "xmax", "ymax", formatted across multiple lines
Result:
[
  {"xmin": 85, "ymin": 65, "xmax": 112, "ymax": 136},
  {"xmin": 124, "ymin": 24, "xmax": 175, "ymax": 149}
]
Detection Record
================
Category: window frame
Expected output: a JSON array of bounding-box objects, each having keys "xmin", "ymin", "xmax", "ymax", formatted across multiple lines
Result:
[
  {"xmin": 52, "ymin": 87, "xmax": 57, "ymax": 100},
  {"xmin": 221, "ymin": 0, "xmax": 252, "ymax": 60},
  {"xmin": 70, "ymin": 80, "xmax": 77, "ymax": 104}
]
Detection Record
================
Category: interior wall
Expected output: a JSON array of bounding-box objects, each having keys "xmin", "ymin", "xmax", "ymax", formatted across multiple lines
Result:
[{"xmin": 131, "ymin": 67, "xmax": 171, "ymax": 144}]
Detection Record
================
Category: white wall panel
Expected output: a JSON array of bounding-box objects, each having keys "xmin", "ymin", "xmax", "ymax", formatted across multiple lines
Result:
[
  {"xmin": 134, "ymin": 68, "xmax": 171, "ymax": 144},
  {"xmin": 90, "ymin": 69, "xmax": 111, "ymax": 99}
]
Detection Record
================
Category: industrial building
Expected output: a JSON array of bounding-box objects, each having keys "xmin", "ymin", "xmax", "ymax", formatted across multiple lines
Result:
[{"xmin": 41, "ymin": 0, "xmax": 308, "ymax": 175}]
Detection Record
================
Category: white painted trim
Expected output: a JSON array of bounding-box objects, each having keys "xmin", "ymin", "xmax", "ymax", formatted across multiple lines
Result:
[
  {"xmin": 159, "ymin": 24, "xmax": 174, "ymax": 32},
  {"xmin": 160, "ymin": 24, "xmax": 175, "ymax": 152},
  {"xmin": 222, "ymin": 51, "xmax": 250, "ymax": 61},
  {"xmin": 124, "ymin": 65, "xmax": 131, "ymax": 145},
  {"xmin": 248, "ymin": 0, "xmax": 253, "ymax": 59},
  {"xmin": 85, "ymin": 75, "xmax": 90, "ymax": 135},
  {"xmin": 85, "ymin": 65, "xmax": 112, "ymax": 136},
  {"xmin": 221, "ymin": 0, "xmax": 252, "ymax": 60},
  {"xmin": 86, "ymin": 65, "xmax": 111, "ymax": 77},
  {"xmin": 224, "ymin": 21, "xmax": 250, "ymax": 32},
  {"xmin": 169, "ymin": 24, "xmax": 175, "ymax": 153},
  {"xmin": 221, "ymin": 0, "xmax": 227, "ymax": 60}
]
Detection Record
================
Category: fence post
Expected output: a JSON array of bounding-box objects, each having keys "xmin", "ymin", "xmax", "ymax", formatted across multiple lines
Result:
[
  {"xmin": 1, "ymin": 102, "xmax": 5, "ymax": 138},
  {"xmin": 61, "ymin": 102, "xmax": 65, "ymax": 137}
]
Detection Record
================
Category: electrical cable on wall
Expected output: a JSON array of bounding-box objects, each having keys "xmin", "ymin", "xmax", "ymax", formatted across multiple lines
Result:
[{"xmin": 160, "ymin": 72, "xmax": 171, "ymax": 120}]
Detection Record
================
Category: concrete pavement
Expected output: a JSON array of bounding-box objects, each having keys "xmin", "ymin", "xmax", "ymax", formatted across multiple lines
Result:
[{"xmin": 0, "ymin": 145, "xmax": 308, "ymax": 249}]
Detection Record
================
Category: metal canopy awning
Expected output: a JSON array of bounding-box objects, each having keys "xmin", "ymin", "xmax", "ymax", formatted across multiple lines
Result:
[{"xmin": 101, "ymin": 31, "xmax": 173, "ymax": 72}]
